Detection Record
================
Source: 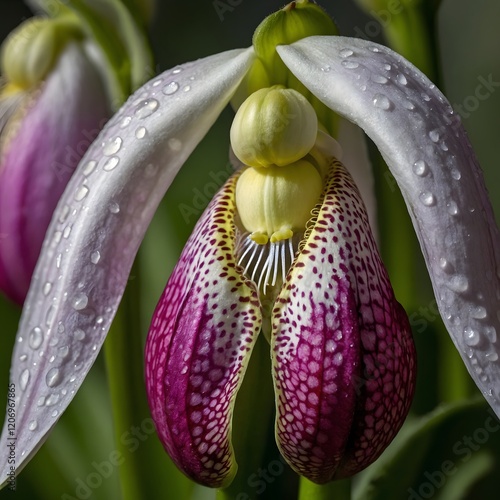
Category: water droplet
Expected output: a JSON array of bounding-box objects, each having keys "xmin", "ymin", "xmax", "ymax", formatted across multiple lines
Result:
[
  {"xmin": 372, "ymin": 74, "xmax": 388, "ymax": 84},
  {"xmin": 369, "ymin": 46, "xmax": 380, "ymax": 53},
  {"xmin": 90, "ymin": 251, "xmax": 101, "ymax": 264},
  {"xmin": 341, "ymin": 60, "xmax": 359, "ymax": 69},
  {"xmin": 46, "ymin": 305, "xmax": 56, "ymax": 326},
  {"xmin": 29, "ymin": 327, "xmax": 44, "ymax": 350},
  {"xmin": 419, "ymin": 191, "xmax": 436, "ymax": 206},
  {"xmin": 103, "ymin": 137, "xmax": 122, "ymax": 156},
  {"xmin": 321, "ymin": 65, "xmax": 331, "ymax": 72},
  {"xmin": 485, "ymin": 327, "xmax": 497, "ymax": 343},
  {"xmin": 172, "ymin": 67, "xmax": 182, "ymax": 74},
  {"xmin": 339, "ymin": 48, "xmax": 354, "ymax": 57},
  {"xmin": 120, "ymin": 116, "xmax": 132, "ymax": 128},
  {"xmin": 45, "ymin": 393, "xmax": 59, "ymax": 406},
  {"xmin": 74, "ymin": 185, "xmax": 89, "ymax": 201},
  {"xmin": 63, "ymin": 225, "xmax": 72, "ymax": 239},
  {"xmin": 451, "ymin": 168, "xmax": 461, "ymax": 180},
  {"xmin": 183, "ymin": 85, "xmax": 191, "ymax": 92},
  {"xmin": 403, "ymin": 100, "xmax": 415, "ymax": 111},
  {"xmin": 135, "ymin": 126, "xmax": 147, "ymax": 139},
  {"xmin": 20, "ymin": 369, "xmax": 30, "ymax": 390},
  {"xmin": 397, "ymin": 74, "xmax": 407, "ymax": 85},
  {"xmin": 472, "ymin": 306, "xmax": 487, "ymax": 319},
  {"xmin": 58, "ymin": 345, "xmax": 69, "ymax": 359},
  {"xmin": 372, "ymin": 94, "xmax": 391, "ymax": 110},
  {"xmin": 82, "ymin": 160, "xmax": 97, "ymax": 176},
  {"xmin": 59, "ymin": 205, "xmax": 71, "ymax": 223},
  {"xmin": 53, "ymin": 231, "xmax": 62, "ymax": 245},
  {"xmin": 412, "ymin": 160, "xmax": 428, "ymax": 176},
  {"xmin": 46, "ymin": 368, "xmax": 62, "ymax": 387},
  {"xmin": 74, "ymin": 329, "xmax": 86, "ymax": 341},
  {"xmin": 43, "ymin": 282, "xmax": 52, "ymax": 296},
  {"xmin": 96, "ymin": 316, "xmax": 104, "ymax": 325},
  {"xmin": 37, "ymin": 396, "xmax": 45, "ymax": 406},
  {"xmin": 109, "ymin": 202, "xmax": 120, "ymax": 214},
  {"xmin": 135, "ymin": 98, "xmax": 159, "ymax": 118},
  {"xmin": 72, "ymin": 293, "xmax": 88, "ymax": 311},
  {"xmin": 152, "ymin": 78, "xmax": 163, "ymax": 87},
  {"xmin": 429, "ymin": 130, "xmax": 440, "ymax": 142},
  {"xmin": 103, "ymin": 156, "xmax": 119, "ymax": 171},
  {"xmin": 28, "ymin": 420, "xmax": 38, "ymax": 431},
  {"xmin": 448, "ymin": 275, "xmax": 469, "ymax": 293},
  {"xmin": 48, "ymin": 334, "xmax": 59, "ymax": 347},
  {"xmin": 360, "ymin": 85, "xmax": 367, "ymax": 92},
  {"xmin": 441, "ymin": 142, "xmax": 449, "ymax": 152},
  {"xmin": 19, "ymin": 354, "xmax": 27, "ymax": 362},
  {"xmin": 439, "ymin": 258, "xmax": 453, "ymax": 273},
  {"xmin": 168, "ymin": 138, "xmax": 182, "ymax": 151},
  {"xmin": 51, "ymin": 410, "xmax": 59, "ymax": 418},
  {"xmin": 447, "ymin": 201, "xmax": 458, "ymax": 216},
  {"xmin": 486, "ymin": 351, "xmax": 499, "ymax": 362},
  {"xmin": 163, "ymin": 81, "xmax": 179, "ymax": 95},
  {"xmin": 422, "ymin": 93, "xmax": 431, "ymax": 101},
  {"xmin": 464, "ymin": 326, "xmax": 480, "ymax": 346}
]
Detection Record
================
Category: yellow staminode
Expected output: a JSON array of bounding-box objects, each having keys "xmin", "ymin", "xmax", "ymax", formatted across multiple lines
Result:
[
  {"xmin": 230, "ymin": 86, "xmax": 318, "ymax": 169},
  {"xmin": 235, "ymin": 160, "xmax": 323, "ymax": 244}
]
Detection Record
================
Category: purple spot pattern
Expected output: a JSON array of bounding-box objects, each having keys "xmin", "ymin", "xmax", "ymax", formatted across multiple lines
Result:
[
  {"xmin": 145, "ymin": 174, "xmax": 262, "ymax": 488},
  {"xmin": 272, "ymin": 159, "xmax": 416, "ymax": 483}
]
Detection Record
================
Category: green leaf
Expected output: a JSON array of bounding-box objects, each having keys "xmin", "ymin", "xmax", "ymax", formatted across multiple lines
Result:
[{"xmin": 354, "ymin": 399, "xmax": 500, "ymax": 500}]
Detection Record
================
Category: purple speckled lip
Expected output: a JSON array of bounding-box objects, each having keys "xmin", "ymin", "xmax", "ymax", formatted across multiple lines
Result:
[{"xmin": 145, "ymin": 158, "xmax": 416, "ymax": 487}]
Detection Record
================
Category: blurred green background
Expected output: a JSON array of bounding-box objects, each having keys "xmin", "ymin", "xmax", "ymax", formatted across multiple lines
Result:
[{"xmin": 1, "ymin": 0, "xmax": 500, "ymax": 499}]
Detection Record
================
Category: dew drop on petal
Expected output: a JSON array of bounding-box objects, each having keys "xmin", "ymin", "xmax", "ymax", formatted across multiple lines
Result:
[
  {"xmin": 109, "ymin": 202, "xmax": 120, "ymax": 214},
  {"xmin": 168, "ymin": 138, "xmax": 182, "ymax": 151},
  {"xmin": 51, "ymin": 410, "xmax": 59, "ymax": 418},
  {"xmin": 29, "ymin": 327, "xmax": 44, "ymax": 350},
  {"xmin": 339, "ymin": 48, "xmax": 354, "ymax": 57},
  {"xmin": 152, "ymin": 78, "xmax": 163, "ymax": 87},
  {"xmin": 372, "ymin": 74, "xmax": 388, "ymax": 84},
  {"xmin": 419, "ymin": 191, "xmax": 436, "ymax": 206},
  {"xmin": 135, "ymin": 98, "xmax": 159, "ymax": 118},
  {"xmin": 403, "ymin": 100, "xmax": 415, "ymax": 111},
  {"xmin": 372, "ymin": 94, "xmax": 391, "ymax": 110},
  {"xmin": 429, "ymin": 130, "xmax": 440, "ymax": 142},
  {"xmin": 103, "ymin": 137, "xmax": 122, "ymax": 156},
  {"xmin": 91, "ymin": 251, "xmax": 101, "ymax": 264},
  {"xmin": 74, "ymin": 185, "xmax": 89, "ymax": 201},
  {"xmin": 82, "ymin": 160, "xmax": 97, "ymax": 176},
  {"xmin": 451, "ymin": 168, "xmax": 461, "ymax": 180},
  {"xmin": 412, "ymin": 160, "xmax": 428, "ymax": 176},
  {"xmin": 37, "ymin": 396, "xmax": 45, "ymax": 406},
  {"xmin": 63, "ymin": 225, "xmax": 72, "ymax": 239},
  {"xmin": 72, "ymin": 293, "xmax": 88, "ymax": 311},
  {"xmin": 172, "ymin": 67, "xmax": 182, "ymax": 74},
  {"xmin": 103, "ymin": 156, "xmax": 120, "ymax": 171},
  {"xmin": 43, "ymin": 282, "xmax": 52, "ymax": 296},
  {"xmin": 120, "ymin": 116, "xmax": 132, "ymax": 128},
  {"xmin": 183, "ymin": 85, "xmax": 191, "ymax": 92},
  {"xmin": 449, "ymin": 275, "xmax": 469, "ymax": 293},
  {"xmin": 163, "ymin": 81, "xmax": 179, "ymax": 95},
  {"xmin": 20, "ymin": 369, "xmax": 30, "ymax": 390},
  {"xmin": 74, "ymin": 329, "xmax": 86, "ymax": 341},
  {"xmin": 369, "ymin": 46, "xmax": 380, "ymax": 53},
  {"xmin": 397, "ymin": 73, "xmax": 408, "ymax": 85},
  {"xmin": 58, "ymin": 345, "xmax": 69, "ymax": 359},
  {"xmin": 472, "ymin": 306, "xmax": 487, "ymax": 319},
  {"xmin": 464, "ymin": 326, "xmax": 480, "ymax": 346},
  {"xmin": 28, "ymin": 420, "xmax": 38, "ymax": 431},
  {"xmin": 46, "ymin": 368, "xmax": 62, "ymax": 388},
  {"xmin": 447, "ymin": 201, "xmax": 459, "ymax": 216},
  {"xmin": 46, "ymin": 305, "xmax": 56, "ymax": 326},
  {"xmin": 341, "ymin": 60, "xmax": 359, "ymax": 69},
  {"xmin": 135, "ymin": 126, "xmax": 147, "ymax": 139}
]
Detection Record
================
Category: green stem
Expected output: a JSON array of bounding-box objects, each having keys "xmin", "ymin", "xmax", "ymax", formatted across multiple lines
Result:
[{"xmin": 298, "ymin": 477, "xmax": 351, "ymax": 500}]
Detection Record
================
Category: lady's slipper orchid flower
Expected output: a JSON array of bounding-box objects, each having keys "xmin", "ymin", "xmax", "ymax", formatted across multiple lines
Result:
[
  {"xmin": 0, "ymin": 16, "xmax": 111, "ymax": 304},
  {"xmin": 1, "ymin": 0, "xmax": 500, "ymax": 489}
]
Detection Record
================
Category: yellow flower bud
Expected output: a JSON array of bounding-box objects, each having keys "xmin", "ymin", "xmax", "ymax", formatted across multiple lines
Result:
[
  {"xmin": 235, "ymin": 160, "xmax": 323, "ymax": 243},
  {"xmin": 230, "ymin": 86, "xmax": 318, "ymax": 168}
]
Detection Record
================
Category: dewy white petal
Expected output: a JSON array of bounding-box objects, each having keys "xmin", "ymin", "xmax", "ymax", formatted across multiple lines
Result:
[
  {"xmin": 278, "ymin": 36, "xmax": 500, "ymax": 416},
  {"xmin": 0, "ymin": 46, "xmax": 254, "ymax": 485}
]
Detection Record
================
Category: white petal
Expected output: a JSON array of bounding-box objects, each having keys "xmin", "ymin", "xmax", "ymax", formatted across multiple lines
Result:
[
  {"xmin": 278, "ymin": 36, "xmax": 500, "ymax": 416},
  {"xmin": 0, "ymin": 46, "xmax": 254, "ymax": 484}
]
